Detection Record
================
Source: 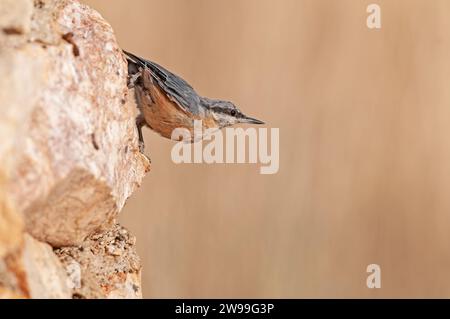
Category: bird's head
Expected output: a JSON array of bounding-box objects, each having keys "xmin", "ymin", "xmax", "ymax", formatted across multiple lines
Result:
[{"xmin": 202, "ymin": 98, "xmax": 264, "ymax": 128}]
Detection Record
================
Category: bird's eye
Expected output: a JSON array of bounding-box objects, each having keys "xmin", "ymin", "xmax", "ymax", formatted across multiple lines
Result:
[{"xmin": 230, "ymin": 110, "xmax": 236, "ymax": 116}]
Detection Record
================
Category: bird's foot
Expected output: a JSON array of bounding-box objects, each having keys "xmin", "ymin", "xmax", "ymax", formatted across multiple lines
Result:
[
  {"xmin": 138, "ymin": 141, "xmax": 151, "ymax": 164},
  {"xmin": 138, "ymin": 140, "xmax": 145, "ymax": 153},
  {"xmin": 127, "ymin": 72, "xmax": 141, "ymax": 89}
]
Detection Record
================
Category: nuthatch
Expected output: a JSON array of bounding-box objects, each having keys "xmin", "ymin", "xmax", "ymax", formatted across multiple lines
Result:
[{"xmin": 123, "ymin": 51, "xmax": 264, "ymax": 152}]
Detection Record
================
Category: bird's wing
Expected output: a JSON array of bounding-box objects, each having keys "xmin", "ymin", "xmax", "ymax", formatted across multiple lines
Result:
[{"xmin": 123, "ymin": 50, "xmax": 202, "ymax": 115}]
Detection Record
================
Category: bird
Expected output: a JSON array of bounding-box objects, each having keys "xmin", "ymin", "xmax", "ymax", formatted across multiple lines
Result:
[{"xmin": 123, "ymin": 50, "xmax": 264, "ymax": 152}]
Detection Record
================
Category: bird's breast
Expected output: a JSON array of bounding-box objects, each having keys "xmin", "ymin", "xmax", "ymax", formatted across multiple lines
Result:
[{"xmin": 136, "ymin": 82, "xmax": 218, "ymax": 141}]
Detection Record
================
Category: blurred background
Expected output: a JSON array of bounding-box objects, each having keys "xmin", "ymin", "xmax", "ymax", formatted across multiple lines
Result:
[{"xmin": 84, "ymin": 0, "xmax": 450, "ymax": 298}]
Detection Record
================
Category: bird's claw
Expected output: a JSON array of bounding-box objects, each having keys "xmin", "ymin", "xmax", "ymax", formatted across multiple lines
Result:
[
  {"xmin": 127, "ymin": 72, "xmax": 141, "ymax": 89},
  {"xmin": 138, "ymin": 140, "xmax": 145, "ymax": 153},
  {"xmin": 138, "ymin": 141, "xmax": 151, "ymax": 163}
]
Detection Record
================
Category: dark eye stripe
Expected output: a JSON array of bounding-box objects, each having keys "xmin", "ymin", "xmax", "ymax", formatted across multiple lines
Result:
[{"xmin": 212, "ymin": 106, "xmax": 233, "ymax": 114}]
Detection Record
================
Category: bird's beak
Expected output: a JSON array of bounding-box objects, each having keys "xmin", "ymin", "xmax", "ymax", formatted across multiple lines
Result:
[{"xmin": 240, "ymin": 115, "xmax": 265, "ymax": 125}]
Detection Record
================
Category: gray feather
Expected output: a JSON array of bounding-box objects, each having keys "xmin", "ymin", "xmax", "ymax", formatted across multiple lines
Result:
[{"xmin": 124, "ymin": 50, "xmax": 203, "ymax": 115}]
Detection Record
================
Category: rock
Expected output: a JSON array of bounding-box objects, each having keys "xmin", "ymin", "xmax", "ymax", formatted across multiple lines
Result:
[
  {"xmin": 0, "ymin": 1, "xmax": 33, "ymax": 260},
  {"xmin": 55, "ymin": 224, "xmax": 142, "ymax": 299},
  {"xmin": 0, "ymin": 234, "xmax": 71, "ymax": 299},
  {"xmin": 0, "ymin": 186, "xmax": 23, "ymax": 259},
  {"xmin": 1, "ymin": 0, "xmax": 150, "ymax": 247},
  {"xmin": 0, "ymin": 0, "xmax": 33, "ymax": 35},
  {"xmin": 21, "ymin": 234, "xmax": 72, "ymax": 298},
  {"xmin": 0, "ymin": 0, "xmax": 147, "ymax": 299}
]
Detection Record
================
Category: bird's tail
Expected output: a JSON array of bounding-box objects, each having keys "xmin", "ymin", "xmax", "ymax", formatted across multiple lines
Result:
[
  {"xmin": 123, "ymin": 50, "xmax": 173, "ymax": 86},
  {"xmin": 123, "ymin": 50, "xmax": 147, "ymax": 66},
  {"xmin": 123, "ymin": 50, "xmax": 146, "ymax": 77}
]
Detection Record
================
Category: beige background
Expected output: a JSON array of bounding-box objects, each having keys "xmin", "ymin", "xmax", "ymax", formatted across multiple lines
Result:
[{"xmin": 84, "ymin": 0, "xmax": 450, "ymax": 298}]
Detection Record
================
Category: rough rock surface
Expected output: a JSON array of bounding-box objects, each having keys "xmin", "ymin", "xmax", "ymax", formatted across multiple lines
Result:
[
  {"xmin": 0, "ymin": 234, "xmax": 71, "ymax": 298},
  {"xmin": 2, "ymin": 0, "xmax": 150, "ymax": 247},
  {"xmin": 55, "ymin": 224, "xmax": 142, "ymax": 299},
  {"xmin": 0, "ymin": 0, "xmax": 148, "ymax": 299},
  {"xmin": 0, "ymin": 188, "xmax": 22, "ymax": 259}
]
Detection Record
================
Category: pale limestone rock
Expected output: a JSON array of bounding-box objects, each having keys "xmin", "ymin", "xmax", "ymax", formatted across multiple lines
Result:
[
  {"xmin": 0, "ymin": 0, "xmax": 146, "ymax": 299},
  {"xmin": 1, "ymin": 0, "xmax": 150, "ymax": 247},
  {"xmin": 0, "ymin": 1, "xmax": 38, "ymax": 259},
  {"xmin": 0, "ymin": 179, "xmax": 23, "ymax": 259},
  {"xmin": 0, "ymin": 0, "xmax": 33, "ymax": 34},
  {"xmin": 0, "ymin": 234, "xmax": 71, "ymax": 299},
  {"xmin": 22, "ymin": 234, "xmax": 72, "ymax": 298}
]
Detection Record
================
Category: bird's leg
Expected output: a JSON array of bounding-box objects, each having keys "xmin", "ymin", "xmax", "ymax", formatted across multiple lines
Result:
[
  {"xmin": 136, "ymin": 117, "xmax": 151, "ymax": 163},
  {"xmin": 130, "ymin": 66, "xmax": 152, "ymax": 163},
  {"xmin": 136, "ymin": 114, "xmax": 147, "ymax": 153}
]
